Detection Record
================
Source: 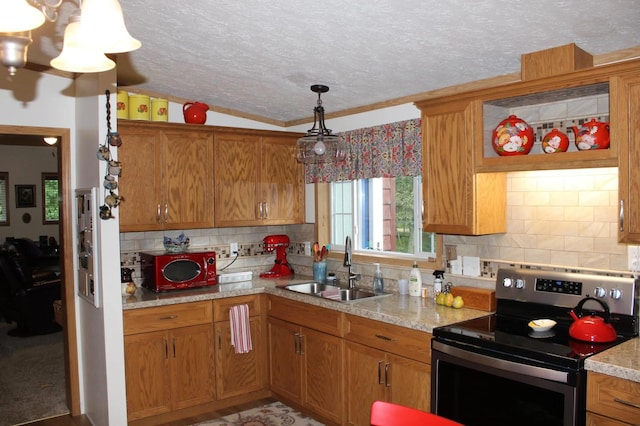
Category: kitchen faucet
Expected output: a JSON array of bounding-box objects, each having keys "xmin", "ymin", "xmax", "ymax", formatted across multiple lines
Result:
[{"xmin": 343, "ymin": 236, "xmax": 360, "ymax": 289}]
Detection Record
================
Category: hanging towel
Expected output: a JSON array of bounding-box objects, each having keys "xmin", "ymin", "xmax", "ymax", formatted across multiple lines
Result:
[{"xmin": 229, "ymin": 304, "xmax": 252, "ymax": 354}]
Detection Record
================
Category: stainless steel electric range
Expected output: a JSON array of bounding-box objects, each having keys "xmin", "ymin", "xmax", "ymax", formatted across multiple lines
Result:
[{"xmin": 431, "ymin": 268, "xmax": 639, "ymax": 426}]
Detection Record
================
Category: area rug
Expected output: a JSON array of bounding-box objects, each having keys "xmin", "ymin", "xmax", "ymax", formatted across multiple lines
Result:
[{"xmin": 193, "ymin": 401, "xmax": 325, "ymax": 426}]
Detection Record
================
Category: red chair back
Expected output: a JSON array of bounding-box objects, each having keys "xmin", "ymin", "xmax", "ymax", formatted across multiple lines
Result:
[{"xmin": 370, "ymin": 401, "xmax": 464, "ymax": 426}]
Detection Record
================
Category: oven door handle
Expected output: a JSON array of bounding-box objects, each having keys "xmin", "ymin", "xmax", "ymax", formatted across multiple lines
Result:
[{"xmin": 432, "ymin": 340, "xmax": 570, "ymax": 384}]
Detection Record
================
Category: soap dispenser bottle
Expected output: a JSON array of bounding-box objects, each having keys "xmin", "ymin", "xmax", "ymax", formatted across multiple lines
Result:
[
  {"xmin": 409, "ymin": 261, "xmax": 422, "ymax": 297},
  {"xmin": 433, "ymin": 270, "xmax": 445, "ymax": 300},
  {"xmin": 373, "ymin": 263, "xmax": 384, "ymax": 293}
]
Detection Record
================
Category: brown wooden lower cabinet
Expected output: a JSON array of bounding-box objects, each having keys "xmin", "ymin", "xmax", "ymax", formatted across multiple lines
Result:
[{"xmin": 587, "ymin": 371, "xmax": 640, "ymax": 426}]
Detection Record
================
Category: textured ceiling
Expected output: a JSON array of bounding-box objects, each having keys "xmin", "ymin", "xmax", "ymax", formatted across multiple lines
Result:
[{"xmin": 22, "ymin": 0, "xmax": 640, "ymax": 125}]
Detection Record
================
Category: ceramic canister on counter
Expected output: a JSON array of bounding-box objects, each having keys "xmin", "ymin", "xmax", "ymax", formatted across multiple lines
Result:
[
  {"xmin": 128, "ymin": 94, "xmax": 150, "ymax": 120},
  {"xmin": 116, "ymin": 91, "xmax": 129, "ymax": 119},
  {"xmin": 151, "ymin": 98, "xmax": 169, "ymax": 121}
]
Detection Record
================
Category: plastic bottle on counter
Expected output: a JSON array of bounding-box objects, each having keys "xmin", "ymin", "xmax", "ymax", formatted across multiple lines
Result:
[
  {"xmin": 433, "ymin": 270, "xmax": 445, "ymax": 299},
  {"xmin": 373, "ymin": 263, "xmax": 384, "ymax": 293},
  {"xmin": 409, "ymin": 261, "xmax": 422, "ymax": 297}
]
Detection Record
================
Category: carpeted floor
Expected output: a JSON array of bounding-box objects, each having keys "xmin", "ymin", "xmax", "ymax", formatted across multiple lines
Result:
[
  {"xmin": 0, "ymin": 321, "xmax": 69, "ymax": 426},
  {"xmin": 192, "ymin": 401, "xmax": 325, "ymax": 426}
]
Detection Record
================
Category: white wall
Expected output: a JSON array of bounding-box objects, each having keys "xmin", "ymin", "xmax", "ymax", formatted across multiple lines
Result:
[{"xmin": 0, "ymin": 145, "xmax": 59, "ymax": 241}]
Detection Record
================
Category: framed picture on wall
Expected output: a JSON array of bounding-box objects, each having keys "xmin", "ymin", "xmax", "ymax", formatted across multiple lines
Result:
[{"xmin": 15, "ymin": 184, "xmax": 35, "ymax": 208}]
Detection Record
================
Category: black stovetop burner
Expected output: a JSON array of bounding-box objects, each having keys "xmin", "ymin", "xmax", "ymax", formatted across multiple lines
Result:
[{"xmin": 433, "ymin": 268, "xmax": 639, "ymax": 371}]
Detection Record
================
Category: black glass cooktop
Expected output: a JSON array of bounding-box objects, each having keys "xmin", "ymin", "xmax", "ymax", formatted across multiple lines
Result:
[{"xmin": 433, "ymin": 313, "xmax": 627, "ymax": 371}]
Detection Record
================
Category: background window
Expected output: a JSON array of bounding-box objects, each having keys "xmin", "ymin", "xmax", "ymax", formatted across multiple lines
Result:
[
  {"xmin": 330, "ymin": 176, "xmax": 436, "ymax": 258},
  {"xmin": 0, "ymin": 172, "xmax": 8, "ymax": 225},
  {"xmin": 42, "ymin": 173, "xmax": 59, "ymax": 224}
]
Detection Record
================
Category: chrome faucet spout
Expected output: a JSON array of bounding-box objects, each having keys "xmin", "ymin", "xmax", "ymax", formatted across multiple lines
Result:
[{"xmin": 344, "ymin": 236, "xmax": 359, "ymax": 288}]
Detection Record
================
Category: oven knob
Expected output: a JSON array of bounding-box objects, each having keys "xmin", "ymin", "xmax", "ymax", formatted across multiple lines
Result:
[
  {"xmin": 515, "ymin": 279, "xmax": 525, "ymax": 289},
  {"xmin": 594, "ymin": 287, "xmax": 606, "ymax": 298},
  {"xmin": 502, "ymin": 278, "xmax": 513, "ymax": 288},
  {"xmin": 609, "ymin": 288, "xmax": 622, "ymax": 300}
]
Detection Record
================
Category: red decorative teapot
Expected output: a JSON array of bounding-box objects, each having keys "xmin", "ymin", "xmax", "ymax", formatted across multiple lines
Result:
[
  {"xmin": 183, "ymin": 101, "xmax": 209, "ymax": 124},
  {"xmin": 570, "ymin": 119, "xmax": 610, "ymax": 151},
  {"xmin": 541, "ymin": 128, "xmax": 569, "ymax": 154},
  {"xmin": 492, "ymin": 115, "xmax": 534, "ymax": 156}
]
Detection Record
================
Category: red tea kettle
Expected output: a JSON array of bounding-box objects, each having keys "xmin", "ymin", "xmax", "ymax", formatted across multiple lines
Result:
[
  {"xmin": 569, "ymin": 297, "xmax": 617, "ymax": 343},
  {"xmin": 183, "ymin": 101, "xmax": 209, "ymax": 124},
  {"xmin": 570, "ymin": 119, "xmax": 610, "ymax": 151}
]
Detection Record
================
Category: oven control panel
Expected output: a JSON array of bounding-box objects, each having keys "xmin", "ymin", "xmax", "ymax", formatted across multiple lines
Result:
[
  {"xmin": 535, "ymin": 278, "xmax": 582, "ymax": 295},
  {"xmin": 496, "ymin": 268, "xmax": 638, "ymax": 315}
]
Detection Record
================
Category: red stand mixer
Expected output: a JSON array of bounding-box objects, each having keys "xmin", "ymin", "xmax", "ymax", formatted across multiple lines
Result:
[{"xmin": 260, "ymin": 234, "xmax": 294, "ymax": 278}]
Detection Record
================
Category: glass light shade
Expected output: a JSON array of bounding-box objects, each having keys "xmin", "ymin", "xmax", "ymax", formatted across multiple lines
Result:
[
  {"xmin": 77, "ymin": 0, "xmax": 141, "ymax": 53},
  {"xmin": 296, "ymin": 134, "xmax": 346, "ymax": 164},
  {"xmin": 0, "ymin": 0, "xmax": 45, "ymax": 32},
  {"xmin": 0, "ymin": 32, "xmax": 32, "ymax": 76},
  {"xmin": 43, "ymin": 137, "xmax": 58, "ymax": 145},
  {"xmin": 50, "ymin": 19, "xmax": 115, "ymax": 73}
]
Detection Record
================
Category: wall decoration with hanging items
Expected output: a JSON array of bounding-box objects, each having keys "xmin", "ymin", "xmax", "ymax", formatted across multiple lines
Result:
[{"xmin": 97, "ymin": 90, "xmax": 124, "ymax": 220}]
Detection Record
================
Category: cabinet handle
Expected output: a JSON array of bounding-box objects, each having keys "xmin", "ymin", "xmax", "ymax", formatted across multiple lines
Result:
[
  {"xmin": 299, "ymin": 334, "xmax": 305, "ymax": 355},
  {"xmin": 156, "ymin": 204, "xmax": 161, "ymax": 223},
  {"xmin": 375, "ymin": 334, "xmax": 395, "ymax": 342},
  {"xmin": 259, "ymin": 202, "xmax": 263, "ymax": 219},
  {"xmin": 158, "ymin": 315, "xmax": 178, "ymax": 320},
  {"xmin": 264, "ymin": 202, "xmax": 269, "ymax": 219},
  {"xmin": 218, "ymin": 330, "xmax": 222, "ymax": 350},
  {"xmin": 377, "ymin": 361, "xmax": 383, "ymax": 385},
  {"xmin": 172, "ymin": 338, "xmax": 176, "ymax": 358},
  {"xmin": 614, "ymin": 397, "xmax": 640, "ymax": 410},
  {"xmin": 384, "ymin": 362, "xmax": 391, "ymax": 387},
  {"xmin": 294, "ymin": 332, "xmax": 299, "ymax": 355},
  {"xmin": 619, "ymin": 200, "xmax": 625, "ymax": 232},
  {"xmin": 164, "ymin": 203, "xmax": 169, "ymax": 223},
  {"xmin": 164, "ymin": 338, "xmax": 168, "ymax": 359}
]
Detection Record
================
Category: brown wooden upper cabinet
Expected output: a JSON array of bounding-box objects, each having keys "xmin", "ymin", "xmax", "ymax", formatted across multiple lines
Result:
[{"xmin": 213, "ymin": 130, "xmax": 304, "ymax": 227}]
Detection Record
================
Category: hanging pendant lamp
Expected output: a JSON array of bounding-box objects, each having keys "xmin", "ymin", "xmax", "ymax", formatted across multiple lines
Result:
[
  {"xmin": 50, "ymin": 15, "xmax": 115, "ymax": 73},
  {"xmin": 295, "ymin": 84, "xmax": 346, "ymax": 164}
]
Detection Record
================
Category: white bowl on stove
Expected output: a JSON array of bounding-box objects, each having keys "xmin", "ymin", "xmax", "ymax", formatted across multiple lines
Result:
[{"xmin": 528, "ymin": 319, "xmax": 557, "ymax": 333}]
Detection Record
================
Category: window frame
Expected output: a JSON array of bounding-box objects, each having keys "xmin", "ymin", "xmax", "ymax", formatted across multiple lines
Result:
[
  {"xmin": 0, "ymin": 172, "xmax": 9, "ymax": 226},
  {"xmin": 41, "ymin": 172, "xmax": 60, "ymax": 224},
  {"xmin": 315, "ymin": 182, "xmax": 442, "ymax": 270}
]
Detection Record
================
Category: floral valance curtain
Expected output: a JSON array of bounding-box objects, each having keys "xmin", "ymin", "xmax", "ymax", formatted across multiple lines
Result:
[{"xmin": 304, "ymin": 118, "xmax": 422, "ymax": 183}]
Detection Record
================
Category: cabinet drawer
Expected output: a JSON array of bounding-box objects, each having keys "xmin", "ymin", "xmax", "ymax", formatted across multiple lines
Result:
[
  {"xmin": 588, "ymin": 371, "xmax": 640, "ymax": 425},
  {"xmin": 123, "ymin": 301, "xmax": 213, "ymax": 335},
  {"xmin": 213, "ymin": 295, "xmax": 262, "ymax": 322},
  {"xmin": 344, "ymin": 314, "xmax": 432, "ymax": 364},
  {"xmin": 268, "ymin": 295, "xmax": 343, "ymax": 337}
]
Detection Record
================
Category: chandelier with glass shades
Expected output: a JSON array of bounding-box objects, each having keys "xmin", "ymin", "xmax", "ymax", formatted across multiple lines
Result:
[
  {"xmin": 0, "ymin": 0, "xmax": 140, "ymax": 75},
  {"xmin": 295, "ymin": 84, "xmax": 346, "ymax": 164}
]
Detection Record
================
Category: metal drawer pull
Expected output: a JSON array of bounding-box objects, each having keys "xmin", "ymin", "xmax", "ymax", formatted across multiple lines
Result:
[
  {"xmin": 384, "ymin": 362, "xmax": 391, "ymax": 387},
  {"xmin": 620, "ymin": 200, "xmax": 625, "ymax": 232},
  {"xmin": 164, "ymin": 338, "xmax": 168, "ymax": 359},
  {"xmin": 614, "ymin": 397, "xmax": 640, "ymax": 410},
  {"xmin": 377, "ymin": 361, "xmax": 383, "ymax": 384},
  {"xmin": 159, "ymin": 315, "xmax": 178, "ymax": 320},
  {"xmin": 375, "ymin": 334, "xmax": 395, "ymax": 341}
]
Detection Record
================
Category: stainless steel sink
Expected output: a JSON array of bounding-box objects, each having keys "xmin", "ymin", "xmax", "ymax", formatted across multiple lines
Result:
[{"xmin": 284, "ymin": 282, "xmax": 391, "ymax": 302}]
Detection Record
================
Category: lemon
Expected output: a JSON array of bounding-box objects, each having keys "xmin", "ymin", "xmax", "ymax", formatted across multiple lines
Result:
[
  {"xmin": 444, "ymin": 293, "xmax": 454, "ymax": 307},
  {"xmin": 452, "ymin": 296, "xmax": 464, "ymax": 309},
  {"xmin": 436, "ymin": 292, "xmax": 446, "ymax": 305}
]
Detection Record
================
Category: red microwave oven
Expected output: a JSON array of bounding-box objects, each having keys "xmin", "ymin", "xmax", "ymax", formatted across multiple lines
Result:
[{"xmin": 140, "ymin": 250, "xmax": 217, "ymax": 292}]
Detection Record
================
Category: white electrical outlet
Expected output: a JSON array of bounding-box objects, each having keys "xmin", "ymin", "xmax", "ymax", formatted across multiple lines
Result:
[
  {"xmin": 230, "ymin": 242, "xmax": 238, "ymax": 254},
  {"xmin": 628, "ymin": 245, "xmax": 640, "ymax": 271}
]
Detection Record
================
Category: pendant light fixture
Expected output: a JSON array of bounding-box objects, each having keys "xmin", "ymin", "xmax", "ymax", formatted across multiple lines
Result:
[{"xmin": 296, "ymin": 85, "xmax": 346, "ymax": 164}]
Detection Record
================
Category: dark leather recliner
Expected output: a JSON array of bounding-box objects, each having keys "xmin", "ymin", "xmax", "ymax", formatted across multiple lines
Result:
[{"xmin": 0, "ymin": 238, "xmax": 61, "ymax": 336}]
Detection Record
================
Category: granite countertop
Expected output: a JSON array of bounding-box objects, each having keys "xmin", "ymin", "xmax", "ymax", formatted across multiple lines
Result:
[
  {"xmin": 585, "ymin": 337, "xmax": 640, "ymax": 383},
  {"xmin": 121, "ymin": 275, "xmax": 490, "ymax": 333}
]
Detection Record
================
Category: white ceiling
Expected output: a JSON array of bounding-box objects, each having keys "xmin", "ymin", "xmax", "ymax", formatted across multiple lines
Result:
[{"xmin": 23, "ymin": 0, "xmax": 640, "ymax": 125}]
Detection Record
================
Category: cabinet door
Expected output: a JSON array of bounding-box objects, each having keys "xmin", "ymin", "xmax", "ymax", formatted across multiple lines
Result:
[
  {"xmin": 161, "ymin": 130, "xmax": 214, "ymax": 229},
  {"xmin": 345, "ymin": 341, "xmax": 387, "ymax": 426},
  {"xmin": 117, "ymin": 125, "xmax": 164, "ymax": 231},
  {"xmin": 261, "ymin": 135, "xmax": 305, "ymax": 224},
  {"xmin": 214, "ymin": 317, "xmax": 267, "ymax": 399},
  {"xmin": 170, "ymin": 324, "xmax": 215, "ymax": 410},
  {"xmin": 214, "ymin": 132, "xmax": 262, "ymax": 226},
  {"xmin": 302, "ymin": 327, "xmax": 344, "ymax": 424},
  {"xmin": 386, "ymin": 353, "xmax": 430, "ymax": 412},
  {"xmin": 614, "ymin": 74, "xmax": 640, "ymax": 243},
  {"xmin": 422, "ymin": 100, "xmax": 505, "ymax": 235},
  {"xmin": 124, "ymin": 331, "xmax": 172, "ymax": 420},
  {"xmin": 268, "ymin": 317, "xmax": 302, "ymax": 403}
]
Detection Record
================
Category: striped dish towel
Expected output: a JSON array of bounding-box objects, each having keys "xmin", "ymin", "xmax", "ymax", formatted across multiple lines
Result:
[{"xmin": 229, "ymin": 304, "xmax": 252, "ymax": 354}]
